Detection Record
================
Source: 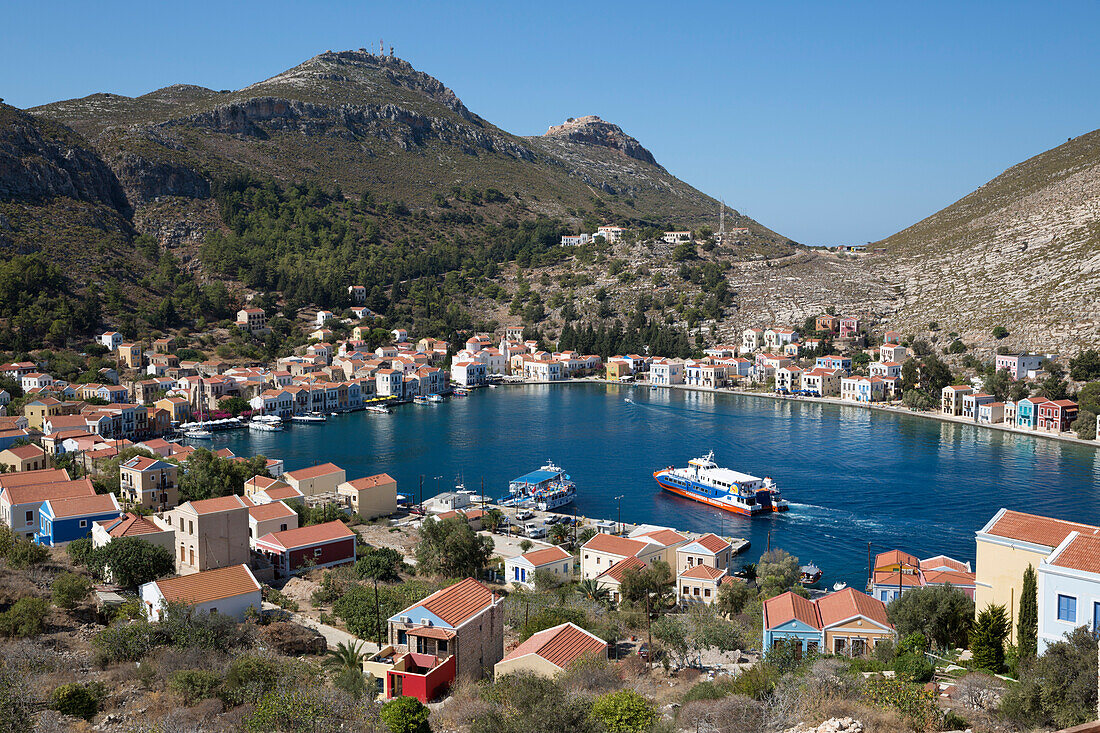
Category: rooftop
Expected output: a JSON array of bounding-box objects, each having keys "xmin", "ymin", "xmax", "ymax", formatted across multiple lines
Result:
[
  {"xmin": 518, "ymin": 545, "xmax": 572, "ymax": 567},
  {"xmin": 582, "ymin": 533, "xmax": 651, "ymax": 558},
  {"xmin": 399, "ymin": 577, "xmax": 496, "ymax": 628},
  {"xmin": 183, "ymin": 495, "xmax": 248, "ymax": 515},
  {"xmin": 984, "ymin": 509, "xmax": 1097, "ymax": 549},
  {"xmin": 284, "ymin": 463, "xmax": 344, "ymax": 481},
  {"xmin": 500, "ymin": 622, "xmax": 606, "ymax": 670},
  {"xmin": 256, "ymin": 520, "xmax": 353, "ymax": 550},
  {"xmin": 152, "ymin": 564, "xmax": 260, "ymax": 605}
]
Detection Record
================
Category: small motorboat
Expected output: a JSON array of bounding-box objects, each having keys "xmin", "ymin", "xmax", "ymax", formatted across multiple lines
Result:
[
  {"xmin": 365, "ymin": 405, "xmax": 392, "ymax": 414},
  {"xmin": 427, "ymin": 393, "xmax": 445, "ymax": 403},
  {"xmin": 800, "ymin": 563, "xmax": 823, "ymax": 586},
  {"xmin": 832, "ymin": 581, "xmax": 848, "ymax": 592},
  {"xmin": 290, "ymin": 413, "xmax": 327, "ymax": 424}
]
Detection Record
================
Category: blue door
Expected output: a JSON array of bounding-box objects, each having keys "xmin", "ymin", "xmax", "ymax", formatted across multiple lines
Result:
[{"xmin": 1093, "ymin": 602, "xmax": 1100, "ymax": 633}]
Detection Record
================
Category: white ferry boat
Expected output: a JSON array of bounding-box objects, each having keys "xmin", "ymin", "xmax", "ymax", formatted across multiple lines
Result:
[
  {"xmin": 500, "ymin": 462, "xmax": 577, "ymax": 511},
  {"xmin": 653, "ymin": 451, "xmax": 787, "ymax": 516}
]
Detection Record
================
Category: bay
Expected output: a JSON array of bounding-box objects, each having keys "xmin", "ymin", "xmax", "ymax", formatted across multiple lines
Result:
[{"xmin": 214, "ymin": 383, "xmax": 1100, "ymax": 589}]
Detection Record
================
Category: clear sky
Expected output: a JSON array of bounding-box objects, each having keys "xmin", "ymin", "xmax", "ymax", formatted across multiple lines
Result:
[{"xmin": 3, "ymin": 1, "xmax": 1098, "ymax": 245}]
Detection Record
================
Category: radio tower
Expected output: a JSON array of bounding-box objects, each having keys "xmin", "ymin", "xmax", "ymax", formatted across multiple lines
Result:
[{"xmin": 717, "ymin": 199, "xmax": 726, "ymax": 244}]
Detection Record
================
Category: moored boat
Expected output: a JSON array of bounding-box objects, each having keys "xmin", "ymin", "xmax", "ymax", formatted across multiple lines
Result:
[
  {"xmin": 290, "ymin": 413, "xmax": 327, "ymax": 424},
  {"xmin": 413, "ymin": 395, "xmax": 430, "ymax": 405},
  {"xmin": 800, "ymin": 563, "xmax": 822, "ymax": 585},
  {"xmin": 249, "ymin": 415, "xmax": 284, "ymax": 432},
  {"xmin": 365, "ymin": 404, "xmax": 392, "ymax": 414},
  {"xmin": 500, "ymin": 462, "xmax": 577, "ymax": 510},
  {"xmin": 654, "ymin": 451, "xmax": 787, "ymax": 516},
  {"xmin": 183, "ymin": 429, "xmax": 213, "ymax": 440}
]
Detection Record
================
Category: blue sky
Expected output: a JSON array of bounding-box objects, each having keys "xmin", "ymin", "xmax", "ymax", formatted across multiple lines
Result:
[{"xmin": 3, "ymin": 1, "xmax": 1098, "ymax": 244}]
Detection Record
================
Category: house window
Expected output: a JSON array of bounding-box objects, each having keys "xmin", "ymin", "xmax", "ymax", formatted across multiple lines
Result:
[
  {"xmin": 438, "ymin": 640, "xmax": 448, "ymax": 654},
  {"xmin": 1058, "ymin": 594, "xmax": 1077, "ymax": 622},
  {"xmin": 851, "ymin": 639, "xmax": 866, "ymax": 657},
  {"xmin": 79, "ymin": 520, "xmax": 88, "ymax": 528},
  {"xmin": 25, "ymin": 511, "xmax": 33, "ymax": 523},
  {"xmin": 314, "ymin": 548, "xmax": 323, "ymax": 557},
  {"xmin": 188, "ymin": 520, "xmax": 194, "ymax": 535},
  {"xmin": 834, "ymin": 638, "xmax": 847, "ymax": 655},
  {"xmin": 693, "ymin": 587, "xmax": 700, "ymax": 596},
  {"xmin": 704, "ymin": 588, "xmax": 711, "ymax": 598},
  {"xmin": 280, "ymin": 524, "xmax": 288, "ymax": 532}
]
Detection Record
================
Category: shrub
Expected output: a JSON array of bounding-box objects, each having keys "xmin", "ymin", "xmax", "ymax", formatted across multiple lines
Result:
[
  {"xmin": 92, "ymin": 621, "xmax": 158, "ymax": 664},
  {"xmin": 862, "ymin": 677, "xmax": 940, "ymax": 731},
  {"xmin": 0, "ymin": 597, "xmax": 49, "ymax": 638},
  {"xmin": 88, "ymin": 537, "xmax": 174, "ymax": 587},
  {"xmin": 999, "ymin": 626, "xmax": 1097, "ymax": 729},
  {"xmin": 223, "ymin": 654, "xmax": 283, "ymax": 705},
  {"xmin": 245, "ymin": 688, "xmax": 329, "ymax": 732},
  {"xmin": 380, "ymin": 695, "xmax": 431, "ymax": 733},
  {"xmin": 6, "ymin": 539, "xmax": 47, "ymax": 569},
  {"xmin": 893, "ymin": 653, "xmax": 934, "ymax": 683},
  {"xmin": 52, "ymin": 571, "xmax": 92, "ymax": 609},
  {"xmin": 66, "ymin": 537, "xmax": 94, "ymax": 566},
  {"xmin": 971, "ymin": 604, "xmax": 1009, "ymax": 672},
  {"xmin": 591, "ymin": 689, "xmax": 657, "ymax": 733},
  {"xmin": 49, "ymin": 682, "xmax": 104, "ymax": 721},
  {"xmin": 333, "ymin": 668, "xmax": 367, "ymax": 699},
  {"xmin": 169, "ymin": 669, "xmax": 223, "ymax": 705},
  {"xmin": 682, "ymin": 677, "xmax": 737, "ymax": 703},
  {"xmin": 679, "ymin": 695, "xmax": 764, "ymax": 733},
  {"xmin": 729, "ymin": 662, "xmax": 781, "ymax": 700}
]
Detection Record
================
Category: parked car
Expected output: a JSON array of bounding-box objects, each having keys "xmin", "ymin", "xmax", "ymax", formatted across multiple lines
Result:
[
  {"xmin": 514, "ymin": 509, "xmax": 533, "ymax": 521},
  {"xmin": 523, "ymin": 521, "xmax": 547, "ymax": 539}
]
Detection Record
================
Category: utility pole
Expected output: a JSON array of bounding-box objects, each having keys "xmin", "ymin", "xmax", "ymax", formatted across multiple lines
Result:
[{"xmin": 614, "ymin": 494, "xmax": 625, "ymax": 535}]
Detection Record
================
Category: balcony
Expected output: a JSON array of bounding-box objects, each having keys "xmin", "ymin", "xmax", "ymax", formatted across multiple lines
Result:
[{"xmin": 364, "ymin": 645, "xmax": 455, "ymax": 703}]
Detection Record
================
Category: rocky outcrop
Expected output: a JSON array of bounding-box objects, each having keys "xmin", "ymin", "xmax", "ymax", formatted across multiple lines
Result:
[
  {"xmin": 0, "ymin": 104, "xmax": 128, "ymax": 211},
  {"xmin": 784, "ymin": 717, "xmax": 864, "ymax": 733},
  {"xmin": 110, "ymin": 151, "xmax": 210, "ymax": 206},
  {"xmin": 543, "ymin": 115, "xmax": 660, "ymax": 167},
  {"xmin": 167, "ymin": 96, "xmax": 536, "ymax": 160}
]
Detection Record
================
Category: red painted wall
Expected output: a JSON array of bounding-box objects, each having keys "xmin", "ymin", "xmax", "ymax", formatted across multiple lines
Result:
[
  {"xmin": 287, "ymin": 537, "xmax": 355, "ymax": 571},
  {"xmin": 387, "ymin": 654, "xmax": 455, "ymax": 703}
]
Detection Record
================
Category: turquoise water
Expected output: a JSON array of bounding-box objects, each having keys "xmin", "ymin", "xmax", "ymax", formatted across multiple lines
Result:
[{"xmin": 214, "ymin": 384, "xmax": 1100, "ymax": 588}]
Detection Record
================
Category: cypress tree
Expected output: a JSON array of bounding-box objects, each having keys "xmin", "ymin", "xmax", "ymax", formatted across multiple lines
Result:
[
  {"xmin": 1017, "ymin": 564, "xmax": 1038, "ymax": 661},
  {"xmin": 972, "ymin": 603, "xmax": 1010, "ymax": 672}
]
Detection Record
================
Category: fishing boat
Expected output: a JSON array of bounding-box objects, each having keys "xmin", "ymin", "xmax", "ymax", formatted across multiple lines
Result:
[
  {"xmin": 653, "ymin": 451, "xmax": 788, "ymax": 516},
  {"xmin": 365, "ymin": 404, "xmax": 392, "ymax": 414},
  {"xmin": 290, "ymin": 412, "xmax": 327, "ymax": 424},
  {"xmin": 499, "ymin": 462, "xmax": 577, "ymax": 510},
  {"xmin": 413, "ymin": 395, "xmax": 430, "ymax": 405},
  {"xmin": 183, "ymin": 429, "xmax": 213, "ymax": 440},
  {"xmin": 248, "ymin": 415, "xmax": 283, "ymax": 432},
  {"xmin": 800, "ymin": 563, "xmax": 823, "ymax": 586},
  {"xmin": 453, "ymin": 387, "xmax": 469, "ymax": 397}
]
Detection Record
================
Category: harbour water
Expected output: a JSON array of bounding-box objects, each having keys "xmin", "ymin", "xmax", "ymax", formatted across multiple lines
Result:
[{"xmin": 215, "ymin": 383, "xmax": 1100, "ymax": 588}]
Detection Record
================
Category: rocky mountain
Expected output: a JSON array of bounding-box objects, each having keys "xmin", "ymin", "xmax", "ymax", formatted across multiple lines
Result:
[
  {"xmin": 874, "ymin": 129, "xmax": 1100, "ymax": 352},
  {"xmin": 26, "ymin": 50, "xmax": 780, "ymax": 250}
]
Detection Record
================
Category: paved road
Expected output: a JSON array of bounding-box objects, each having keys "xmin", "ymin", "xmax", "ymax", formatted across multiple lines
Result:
[{"xmin": 262, "ymin": 601, "xmax": 379, "ymax": 652}]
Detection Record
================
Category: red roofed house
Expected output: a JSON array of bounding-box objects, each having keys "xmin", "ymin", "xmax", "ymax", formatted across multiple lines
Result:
[
  {"xmin": 870, "ymin": 548, "xmax": 975, "ymax": 603},
  {"xmin": 163, "ymin": 496, "xmax": 250, "ymax": 574},
  {"xmin": 763, "ymin": 588, "xmax": 895, "ymax": 658},
  {"xmin": 1038, "ymin": 529, "xmax": 1100, "ymax": 652},
  {"xmin": 253, "ymin": 520, "xmax": 356, "ymax": 576},
  {"xmin": 140, "ymin": 564, "xmax": 262, "ymax": 621},
  {"xmin": 580, "ymin": 532, "xmax": 666, "ymax": 580},
  {"xmin": 0, "ymin": 443, "xmax": 48, "ymax": 473},
  {"xmin": 244, "ymin": 500, "xmax": 299, "ymax": 546},
  {"xmin": 364, "ymin": 578, "xmax": 504, "ymax": 701},
  {"xmin": 0, "ymin": 473, "xmax": 93, "ymax": 540},
  {"xmin": 92, "ymin": 512, "xmax": 174, "ymax": 553},
  {"xmin": 494, "ymin": 622, "xmax": 607, "ymax": 678},
  {"xmin": 337, "ymin": 473, "xmax": 397, "ymax": 520},
  {"xmin": 1037, "ymin": 399, "xmax": 1078, "ymax": 434},
  {"xmin": 119, "ymin": 456, "xmax": 179, "ymax": 511},
  {"xmin": 974, "ymin": 508, "xmax": 1099, "ymax": 618},
  {"xmin": 503, "ymin": 545, "xmax": 573, "ymax": 588},
  {"xmin": 282, "ymin": 463, "xmax": 346, "ymax": 497}
]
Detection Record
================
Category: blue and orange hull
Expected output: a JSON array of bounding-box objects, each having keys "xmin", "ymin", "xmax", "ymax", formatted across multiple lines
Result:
[{"xmin": 654, "ymin": 471, "xmax": 764, "ymax": 516}]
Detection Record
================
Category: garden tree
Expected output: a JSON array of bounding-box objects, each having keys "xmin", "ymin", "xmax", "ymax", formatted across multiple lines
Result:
[
  {"xmin": 716, "ymin": 578, "xmax": 754, "ymax": 616},
  {"xmin": 0, "ymin": 665, "xmax": 36, "ymax": 732},
  {"xmin": 51, "ymin": 571, "xmax": 92, "ymax": 609},
  {"xmin": 1070, "ymin": 349, "xmax": 1100, "ymax": 382},
  {"xmin": 920, "ymin": 353, "xmax": 953, "ymax": 393},
  {"xmin": 971, "ymin": 603, "xmax": 1010, "ymax": 672},
  {"xmin": 901, "ymin": 389, "xmax": 934, "ymax": 411},
  {"xmin": 756, "ymin": 549, "xmax": 803, "ymax": 598},
  {"xmin": 217, "ymin": 396, "xmax": 251, "ymax": 416},
  {"xmin": 983, "ymin": 367, "xmax": 1011, "ymax": 401},
  {"xmin": 1000, "ymin": 626, "xmax": 1098, "ymax": 729},
  {"xmin": 355, "ymin": 546, "xmax": 404, "ymax": 644},
  {"xmin": 886, "ymin": 584, "xmax": 974, "ymax": 650},
  {"xmin": 380, "ymin": 695, "xmax": 431, "ymax": 733},
  {"xmin": 519, "ymin": 539, "xmax": 534, "ymax": 553},
  {"xmin": 591, "ymin": 689, "xmax": 657, "ymax": 733},
  {"xmin": 1076, "ymin": 382, "xmax": 1100, "ymax": 415},
  {"xmin": 88, "ymin": 537, "xmax": 175, "ymax": 588},
  {"xmin": 333, "ymin": 580, "xmax": 441, "ymax": 641},
  {"xmin": 1017, "ymin": 564, "xmax": 1038, "ymax": 663},
  {"xmin": 174, "ymin": 448, "xmax": 270, "ymax": 501},
  {"xmin": 1072, "ymin": 410, "xmax": 1097, "ymax": 440},
  {"xmin": 548, "ymin": 522, "xmax": 569, "ymax": 545},
  {"xmin": 518, "ymin": 606, "xmax": 587, "ymax": 641},
  {"xmin": 619, "ymin": 560, "xmax": 675, "ymax": 662},
  {"xmin": 1009, "ymin": 380, "xmax": 1031, "ymax": 402},
  {"xmin": 482, "ymin": 507, "xmax": 504, "ymax": 532},
  {"xmin": 415, "ymin": 517, "xmax": 493, "ymax": 577},
  {"xmin": 325, "ymin": 640, "xmax": 368, "ymax": 673},
  {"xmin": 0, "ymin": 598, "xmax": 49, "ymax": 638},
  {"xmin": 576, "ymin": 578, "xmax": 610, "ymax": 605},
  {"xmin": 477, "ymin": 672, "xmax": 600, "ymax": 733},
  {"xmin": 900, "ymin": 360, "xmax": 920, "ymax": 392},
  {"xmin": 1037, "ymin": 372, "xmax": 1070, "ymax": 401}
]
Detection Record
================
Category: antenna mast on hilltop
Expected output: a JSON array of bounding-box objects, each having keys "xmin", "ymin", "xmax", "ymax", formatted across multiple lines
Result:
[
  {"xmin": 379, "ymin": 38, "xmax": 383, "ymax": 55},
  {"xmin": 717, "ymin": 199, "xmax": 726, "ymax": 244}
]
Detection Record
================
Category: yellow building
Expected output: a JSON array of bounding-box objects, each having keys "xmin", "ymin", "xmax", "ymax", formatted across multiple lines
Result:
[
  {"xmin": 117, "ymin": 343, "xmax": 143, "ymax": 370},
  {"xmin": 0, "ymin": 444, "xmax": 48, "ymax": 472},
  {"xmin": 337, "ymin": 473, "xmax": 397, "ymax": 520},
  {"xmin": 974, "ymin": 508, "xmax": 1095, "ymax": 623},
  {"xmin": 605, "ymin": 360, "xmax": 630, "ymax": 381},
  {"xmin": 24, "ymin": 397, "xmax": 64, "ymax": 430}
]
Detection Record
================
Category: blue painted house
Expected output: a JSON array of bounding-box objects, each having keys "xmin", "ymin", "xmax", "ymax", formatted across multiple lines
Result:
[
  {"xmin": 815, "ymin": 356, "xmax": 851, "ymax": 373},
  {"xmin": 1016, "ymin": 397, "xmax": 1047, "ymax": 430},
  {"xmin": 762, "ymin": 591, "xmax": 823, "ymax": 654},
  {"xmin": 37, "ymin": 493, "xmax": 121, "ymax": 547}
]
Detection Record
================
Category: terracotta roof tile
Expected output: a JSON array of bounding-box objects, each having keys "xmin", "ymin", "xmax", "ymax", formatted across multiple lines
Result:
[
  {"xmin": 1, "ymin": 477, "xmax": 95, "ymax": 505},
  {"xmin": 46, "ymin": 493, "xmax": 119, "ymax": 518},
  {"xmin": 153, "ymin": 564, "xmax": 260, "ymax": 605},
  {"xmin": 284, "ymin": 463, "xmax": 344, "ymax": 481},
  {"xmin": 874, "ymin": 549, "xmax": 920, "ymax": 570},
  {"xmin": 401, "ymin": 577, "xmax": 496, "ymax": 628},
  {"xmin": 0, "ymin": 468, "xmax": 70, "ymax": 489},
  {"xmin": 582, "ymin": 534, "xmax": 651, "ymax": 557},
  {"xmin": 407, "ymin": 625, "xmax": 456, "ymax": 640},
  {"xmin": 501, "ymin": 622, "xmax": 606, "ymax": 669},
  {"xmin": 764, "ymin": 591, "xmax": 821, "ymax": 629},
  {"xmin": 597, "ymin": 555, "xmax": 646, "ymax": 583},
  {"xmin": 986, "ymin": 509, "xmax": 1096, "ymax": 548},
  {"xmin": 247, "ymin": 501, "xmax": 297, "ymax": 522},
  {"xmin": 184, "ymin": 496, "xmax": 248, "ymax": 515},
  {"xmin": 343, "ymin": 473, "xmax": 394, "ymax": 489},
  {"xmin": 1050, "ymin": 531, "xmax": 1100, "ymax": 574},
  {"xmin": 816, "ymin": 588, "xmax": 892, "ymax": 628},
  {"xmin": 679, "ymin": 564, "xmax": 727, "ymax": 581},
  {"xmin": 98, "ymin": 513, "xmax": 166, "ymax": 537},
  {"xmin": 685, "ymin": 533, "xmax": 730, "ymax": 554},
  {"xmin": 637, "ymin": 529, "xmax": 687, "ymax": 547},
  {"xmin": 921, "ymin": 569, "xmax": 976, "ymax": 587},
  {"xmin": 519, "ymin": 545, "xmax": 572, "ymax": 567},
  {"xmin": 261, "ymin": 486, "xmax": 304, "ymax": 501},
  {"xmin": 256, "ymin": 520, "xmax": 352, "ymax": 550}
]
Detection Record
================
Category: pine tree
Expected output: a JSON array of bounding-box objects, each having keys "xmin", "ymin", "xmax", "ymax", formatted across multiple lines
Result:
[
  {"xmin": 1017, "ymin": 564, "xmax": 1038, "ymax": 662},
  {"xmin": 972, "ymin": 603, "xmax": 1010, "ymax": 672}
]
